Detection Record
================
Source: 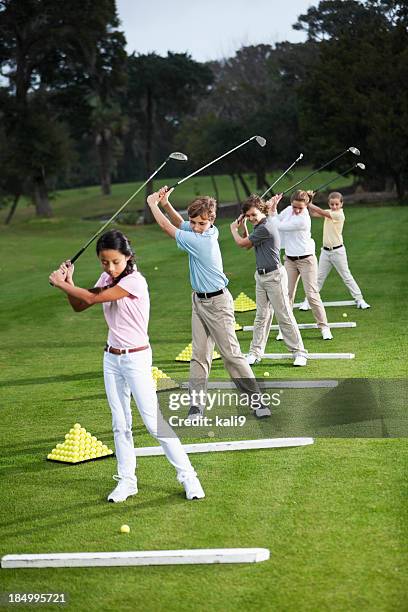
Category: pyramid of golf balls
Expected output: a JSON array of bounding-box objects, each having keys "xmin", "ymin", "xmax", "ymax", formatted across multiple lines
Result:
[
  {"xmin": 234, "ymin": 292, "xmax": 257, "ymax": 312},
  {"xmin": 151, "ymin": 366, "xmax": 179, "ymax": 391},
  {"xmin": 175, "ymin": 343, "xmax": 221, "ymax": 362},
  {"xmin": 47, "ymin": 423, "xmax": 113, "ymax": 463}
]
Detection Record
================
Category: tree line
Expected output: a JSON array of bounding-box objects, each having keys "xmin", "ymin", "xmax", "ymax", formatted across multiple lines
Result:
[{"xmin": 0, "ymin": 0, "xmax": 407, "ymax": 223}]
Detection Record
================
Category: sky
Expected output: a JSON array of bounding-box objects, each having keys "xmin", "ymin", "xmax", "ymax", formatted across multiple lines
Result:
[{"xmin": 116, "ymin": 0, "xmax": 318, "ymax": 62}]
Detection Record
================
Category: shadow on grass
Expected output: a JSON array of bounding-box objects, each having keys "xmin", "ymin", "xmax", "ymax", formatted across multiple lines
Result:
[
  {"xmin": 0, "ymin": 455, "xmax": 115, "ymax": 477},
  {"xmin": 3, "ymin": 341, "xmax": 103, "ymax": 349},
  {"xmin": 63, "ymin": 394, "xmax": 106, "ymax": 402},
  {"xmin": 0, "ymin": 489, "xmax": 190, "ymax": 541},
  {"xmin": 0, "ymin": 371, "xmax": 101, "ymax": 387}
]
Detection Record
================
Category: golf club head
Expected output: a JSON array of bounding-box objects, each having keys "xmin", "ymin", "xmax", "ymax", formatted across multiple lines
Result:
[
  {"xmin": 297, "ymin": 153, "xmax": 304, "ymax": 162},
  {"xmin": 356, "ymin": 162, "xmax": 365, "ymax": 170},
  {"xmin": 254, "ymin": 135, "xmax": 266, "ymax": 147},
  {"xmin": 348, "ymin": 147, "xmax": 360, "ymax": 156},
  {"xmin": 169, "ymin": 151, "xmax": 188, "ymax": 161}
]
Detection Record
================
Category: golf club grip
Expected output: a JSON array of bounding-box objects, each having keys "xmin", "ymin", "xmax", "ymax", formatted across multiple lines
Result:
[
  {"xmin": 49, "ymin": 248, "xmax": 84, "ymax": 286},
  {"xmin": 70, "ymin": 248, "xmax": 86, "ymax": 264}
]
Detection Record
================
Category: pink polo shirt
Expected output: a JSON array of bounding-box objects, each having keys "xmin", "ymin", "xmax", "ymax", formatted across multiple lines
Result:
[{"xmin": 95, "ymin": 270, "xmax": 150, "ymax": 349}]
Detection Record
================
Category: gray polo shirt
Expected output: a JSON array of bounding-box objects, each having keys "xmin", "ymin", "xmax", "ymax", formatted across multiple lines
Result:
[{"xmin": 249, "ymin": 216, "xmax": 281, "ymax": 271}]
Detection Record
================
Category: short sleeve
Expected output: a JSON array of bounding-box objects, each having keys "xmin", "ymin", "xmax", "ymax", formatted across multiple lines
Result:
[
  {"xmin": 117, "ymin": 273, "xmax": 147, "ymax": 298},
  {"xmin": 329, "ymin": 210, "xmax": 344, "ymax": 223},
  {"xmin": 179, "ymin": 220, "xmax": 192, "ymax": 232},
  {"xmin": 249, "ymin": 224, "xmax": 270, "ymax": 246},
  {"xmin": 175, "ymin": 229, "xmax": 201, "ymax": 256},
  {"xmin": 94, "ymin": 273, "xmax": 109, "ymax": 288}
]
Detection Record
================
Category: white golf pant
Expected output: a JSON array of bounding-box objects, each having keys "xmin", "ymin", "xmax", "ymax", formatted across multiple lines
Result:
[
  {"xmin": 317, "ymin": 246, "xmax": 363, "ymax": 301},
  {"xmin": 103, "ymin": 348, "xmax": 195, "ymax": 483}
]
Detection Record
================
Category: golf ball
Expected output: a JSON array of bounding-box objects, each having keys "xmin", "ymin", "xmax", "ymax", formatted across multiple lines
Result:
[
  {"xmin": 343, "ymin": 312, "xmax": 348, "ymax": 318},
  {"xmin": 120, "ymin": 524, "xmax": 130, "ymax": 534},
  {"xmin": 154, "ymin": 266, "xmax": 158, "ymax": 271},
  {"xmin": 264, "ymin": 372, "xmax": 270, "ymax": 377}
]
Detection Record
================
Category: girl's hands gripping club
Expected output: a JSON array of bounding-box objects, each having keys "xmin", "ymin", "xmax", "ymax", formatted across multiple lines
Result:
[{"xmin": 49, "ymin": 261, "xmax": 74, "ymax": 288}]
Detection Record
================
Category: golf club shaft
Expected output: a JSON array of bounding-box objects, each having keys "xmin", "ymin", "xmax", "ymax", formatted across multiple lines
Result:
[
  {"xmin": 312, "ymin": 164, "xmax": 359, "ymax": 193},
  {"xmin": 282, "ymin": 149, "xmax": 352, "ymax": 196},
  {"xmin": 261, "ymin": 154, "xmax": 303, "ymax": 199},
  {"xmin": 168, "ymin": 136, "xmax": 258, "ymax": 190},
  {"xmin": 69, "ymin": 160, "xmax": 167, "ymax": 264}
]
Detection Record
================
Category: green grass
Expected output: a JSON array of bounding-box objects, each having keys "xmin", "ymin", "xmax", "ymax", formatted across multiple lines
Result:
[{"xmin": 0, "ymin": 189, "xmax": 407, "ymax": 611}]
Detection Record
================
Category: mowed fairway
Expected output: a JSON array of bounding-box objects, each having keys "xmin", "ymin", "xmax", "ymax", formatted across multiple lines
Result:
[{"xmin": 0, "ymin": 187, "xmax": 407, "ymax": 611}]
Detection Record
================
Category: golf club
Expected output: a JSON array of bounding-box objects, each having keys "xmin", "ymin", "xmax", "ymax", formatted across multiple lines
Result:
[
  {"xmin": 312, "ymin": 162, "xmax": 365, "ymax": 193},
  {"xmin": 49, "ymin": 152, "xmax": 188, "ymax": 286},
  {"xmin": 168, "ymin": 135, "xmax": 266, "ymax": 190},
  {"xmin": 281, "ymin": 146, "xmax": 360, "ymax": 195},
  {"xmin": 69, "ymin": 152, "xmax": 188, "ymax": 264},
  {"xmin": 261, "ymin": 153, "xmax": 304, "ymax": 199}
]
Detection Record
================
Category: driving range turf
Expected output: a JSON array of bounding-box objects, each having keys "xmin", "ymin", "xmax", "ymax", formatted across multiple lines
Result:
[{"xmin": 0, "ymin": 176, "xmax": 407, "ymax": 611}]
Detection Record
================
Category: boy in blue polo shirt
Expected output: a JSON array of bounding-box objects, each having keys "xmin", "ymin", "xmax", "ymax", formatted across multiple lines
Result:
[{"xmin": 147, "ymin": 186, "xmax": 270, "ymax": 419}]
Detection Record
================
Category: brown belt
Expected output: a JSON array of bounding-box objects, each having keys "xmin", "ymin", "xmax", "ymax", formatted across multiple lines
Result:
[{"xmin": 104, "ymin": 344, "xmax": 149, "ymax": 355}]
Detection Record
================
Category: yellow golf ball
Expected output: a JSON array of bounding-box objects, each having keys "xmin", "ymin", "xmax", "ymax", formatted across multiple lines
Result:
[
  {"xmin": 343, "ymin": 312, "xmax": 348, "ymax": 318},
  {"xmin": 120, "ymin": 524, "xmax": 130, "ymax": 534},
  {"xmin": 264, "ymin": 372, "xmax": 270, "ymax": 377}
]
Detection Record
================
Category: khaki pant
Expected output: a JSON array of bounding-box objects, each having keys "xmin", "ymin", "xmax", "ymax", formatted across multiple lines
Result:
[
  {"xmin": 190, "ymin": 289, "xmax": 261, "ymax": 411},
  {"xmin": 250, "ymin": 266, "xmax": 306, "ymax": 359},
  {"xmin": 285, "ymin": 255, "xmax": 329, "ymax": 329},
  {"xmin": 318, "ymin": 246, "xmax": 363, "ymax": 301}
]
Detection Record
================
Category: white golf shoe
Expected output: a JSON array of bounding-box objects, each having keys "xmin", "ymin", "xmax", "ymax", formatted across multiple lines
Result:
[
  {"xmin": 293, "ymin": 355, "xmax": 307, "ymax": 367},
  {"xmin": 179, "ymin": 474, "xmax": 205, "ymax": 500},
  {"xmin": 254, "ymin": 405, "xmax": 271, "ymax": 418},
  {"xmin": 245, "ymin": 353, "xmax": 261, "ymax": 365},
  {"xmin": 107, "ymin": 475, "xmax": 138, "ymax": 503},
  {"xmin": 298, "ymin": 298, "xmax": 310, "ymax": 311},
  {"xmin": 321, "ymin": 327, "xmax": 333, "ymax": 340},
  {"xmin": 356, "ymin": 299, "xmax": 371, "ymax": 309}
]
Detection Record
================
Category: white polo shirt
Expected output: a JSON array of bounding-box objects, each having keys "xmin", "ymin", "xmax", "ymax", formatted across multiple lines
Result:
[{"xmin": 276, "ymin": 206, "xmax": 315, "ymax": 257}]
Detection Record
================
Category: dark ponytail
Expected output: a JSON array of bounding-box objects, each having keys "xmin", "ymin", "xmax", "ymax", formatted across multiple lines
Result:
[{"xmin": 96, "ymin": 230, "xmax": 135, "ymax": 288}]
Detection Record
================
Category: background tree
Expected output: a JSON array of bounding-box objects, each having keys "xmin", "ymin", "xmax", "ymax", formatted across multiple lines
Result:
[
  {"xmin": 0, "ymin": 0, "xmax": 126, "ymax": 215},
  {"xmin": 178, "ymin": 43, "xmax": 315, "ymax": 196},
  {"xmin": 294, "ymin": 0, "xmax": 408, "ymax": 199},
  {"xmin": 126, "ymin": 52, "xmax": 213, "ymax": 222}
]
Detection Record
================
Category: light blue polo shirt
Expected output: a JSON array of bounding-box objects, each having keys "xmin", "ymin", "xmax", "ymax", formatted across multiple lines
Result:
[{"xmin": 175, "ymin": 221, "xmax": 229, "ymax": 292}]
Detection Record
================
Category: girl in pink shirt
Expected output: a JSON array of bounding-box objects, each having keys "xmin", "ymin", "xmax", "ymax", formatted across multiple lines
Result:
[{"xmin": 49, "ymin": 229, "xmax": 204, "ymax": 503}]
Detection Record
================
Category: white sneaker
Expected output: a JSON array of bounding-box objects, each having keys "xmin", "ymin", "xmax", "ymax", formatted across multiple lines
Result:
[
  {"xmin": 356, "ymin": 299, "xmax": 371, "ymax": 309},
  {"xmin": 293, "ymin": 355, "xmax": 307, "ymax": 367},
  {"xmin": 276, "ymin": 330, "xmax": 283, "ymax": 341},
  {"xmin": 180, "ymin": 474, "xmax": 205, "ymax": 500},
  {"xmin": 245, "ymin": 353, "xmax": 261, "ymax": 365},
  {"xmin": 107, "ymin": 475, "xmax": 138, "ymax": 503},
  {"xmin": 321, "ymin": 327, "xmax": 333, "ymax": 340},
  {"xmin": 253, "ymin": 405, "xmax": 271, "ymax": 418},
  {"xmin": 298, "ymin": 299, "xmax": 310, "ymax": 311}
]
